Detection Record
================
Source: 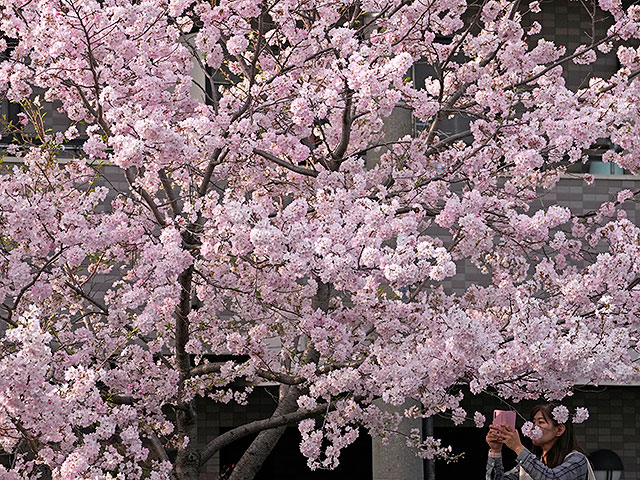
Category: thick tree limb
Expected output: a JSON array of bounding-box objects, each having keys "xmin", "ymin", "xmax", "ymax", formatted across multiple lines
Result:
[
  {"xmin": 149, "ymin": 434, "xmax": 179, "ymax": 480},
  {"xmin": 159, "ymin": 169, "xmax": 180, "ymax": 218},
  {"xmin": 424, "ymin": 129, "xmax": 472, "ymax": 155},
  {"xmin": 174, "ymin": 264, "xmax": 199, "ymax": 479},
  {"xmin": 216, "ymin": 284, "xmax": 326, "ymax": 479},
  {"xmin": 149, "ymin": 432, "xmax": 170, "ymax": 462},
  {"xmin": 105, "ymin": 394, "xmax": 135, "ymax": 405},
  {"xmin": 199, "ymin": 399, "xmax": 335, "ymax": 467},
  {"xmin": 198, "ymin": 147, "xmax": 226, "ymax": 197},
  {"xmin": 330, "ymin": 81, "xmax": 353, "ymax": 167},
  {"xmin": 255, "ymin": 369, "xmax": 304, "ymax": 385},
  {"xmin": 188, "ymin": 362, "xmax": 304, "ymax": 385},
  {"xmin": 253, "ymin": 148, "xmax": 319, "ymax": 177}
]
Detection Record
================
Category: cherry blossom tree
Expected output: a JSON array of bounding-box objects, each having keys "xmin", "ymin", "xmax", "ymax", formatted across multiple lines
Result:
[{"xmin": 1, "ymin": 0, "xmax": 640, "ymax": 479}]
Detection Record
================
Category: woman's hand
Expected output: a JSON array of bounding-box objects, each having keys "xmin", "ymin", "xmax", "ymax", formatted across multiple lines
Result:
[
  {"xmin": 496, "ymin": 425, "xmax": 525, "ymax": 455},
  {"xmin": 486, "ymin": 425, "xmax": 503, "ymax": 453}
]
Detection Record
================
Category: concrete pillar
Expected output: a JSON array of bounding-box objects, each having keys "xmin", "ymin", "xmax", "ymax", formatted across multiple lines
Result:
[
  {"xmin": 424, "ymin": 416, "xmax": 436, "ymax": 480},
  {"xmin": 372, "ymin": 400, "xmax": 424, "ymax": 480},
  {"xmin": 366, "ymin": 105, "xmax": 413, "ymax": 169}
]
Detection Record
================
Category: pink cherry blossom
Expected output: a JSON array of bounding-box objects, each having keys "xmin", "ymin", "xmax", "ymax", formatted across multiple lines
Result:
[
  {"xmin": 522, "ymin": 422, "xmax": 543, "ymax": 440},
  {"xmin": 552, "ymin": 405, "xmax": 570, "ymax": 424},
  {"xmin": 0, "ymin": 1, "xmax": 639, "ymax": 479},
  {"xmin": 573, "ymin": 407, "xmax": 590, "ymax": 424}
]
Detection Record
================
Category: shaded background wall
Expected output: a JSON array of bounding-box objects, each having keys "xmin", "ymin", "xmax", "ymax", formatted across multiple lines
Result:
[{"xmin": 193, "ymin": 384, "xmax": 640, "ymax": 479}]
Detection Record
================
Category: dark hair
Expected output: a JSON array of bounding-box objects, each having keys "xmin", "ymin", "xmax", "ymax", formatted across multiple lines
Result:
[{"xmin": 530, "ymin": 403, "xmax": 586, "ymax": 468}]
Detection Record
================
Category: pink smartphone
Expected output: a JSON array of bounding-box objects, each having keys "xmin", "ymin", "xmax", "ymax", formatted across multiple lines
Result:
[{"xmin": 492, "ymin": 410, "xmax": 516, "ymax": 429}]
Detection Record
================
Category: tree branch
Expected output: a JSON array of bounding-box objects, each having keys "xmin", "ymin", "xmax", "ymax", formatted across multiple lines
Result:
[
  {"xmin": 149, "ymin": 432, "xmax": 171, "ymax": 464},
  {"xmin": 6, "ymin": 248, "xmax": 66, "ymax": 324},
  {"xmin": 198, "ymin": 147, "xmax": 226, "ymax": 197},
  {"xmin": 105, "ymin": 394, "xmax": 135, "ymax": 405},
  {"xmin": 511, "ymin": 33, "xmax": 617, "ymax": 90},
  {"xmin": 188, "ymin": 362, "xmax": 304, "ymax": 385},
  {"xmin": 330, "ymin": 80, "xmax": 353, "ymax": 167},
  {"xmin": 253, "ymin": 148, "xmax": 319, "ymax": 177},
  {"xmin": 159, "ymin": 169, "xmax": 180, "ymax": 218},
  {"xmin": 124, "ymin": 168, "xmax": 167, "ymax": 226},
  {"xmin": 199, "ymin": 401, "xmax": 335, "ymax": 467},
  {"xmin": 424, "ymin": 129, "xmax": 472, "ymax": 155},
  {"xmin": 64, "ymin": 281, "xmax": 108, "ymax": 314}
]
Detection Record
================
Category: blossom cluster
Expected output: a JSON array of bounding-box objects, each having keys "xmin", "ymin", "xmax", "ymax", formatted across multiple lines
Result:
[{"xmin": 0, "ymin": 0, "xmax": 639, "ymax": 477}]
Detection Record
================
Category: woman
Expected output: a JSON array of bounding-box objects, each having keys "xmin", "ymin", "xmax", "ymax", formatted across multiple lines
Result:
[{"xmin": 485, "ymin": 403, "xmax": 595, "ymax": 480}]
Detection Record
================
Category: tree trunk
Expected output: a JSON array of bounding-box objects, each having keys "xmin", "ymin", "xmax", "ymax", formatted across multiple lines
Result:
[
  {"xmin": 174, "ymin": 401, "xmax": 200, "ymax": 480},
  {"xmin": 174, "ymin": 265, "xmax": 200, "ymax": 480},
  {"xmin": 227, "ymin": 385, "xmax": 302, "ymax": 480},
  {"xmin": 226, "ymin": 279, "xmax": 328, "ymax": 480}
]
